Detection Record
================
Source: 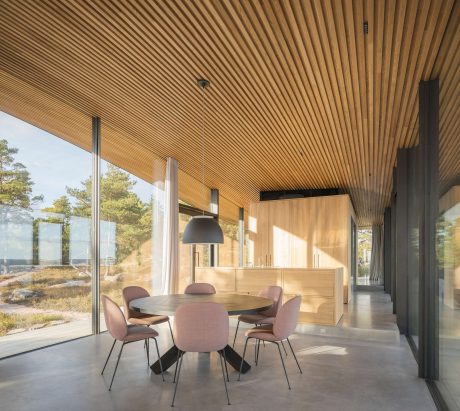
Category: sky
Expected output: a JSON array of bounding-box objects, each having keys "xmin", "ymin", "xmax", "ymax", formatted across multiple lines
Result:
[{"xmin": 0, "ymin": 111, "xmax": 152, "ymax": 208}]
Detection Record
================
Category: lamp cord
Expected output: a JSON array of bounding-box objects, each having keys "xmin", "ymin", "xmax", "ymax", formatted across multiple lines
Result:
[{"xmin": 201, "ymin": 82, "xmax": 206, "ymax": 216}]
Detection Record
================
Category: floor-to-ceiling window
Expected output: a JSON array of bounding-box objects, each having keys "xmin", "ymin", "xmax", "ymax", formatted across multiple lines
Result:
[
  {"xmin": 97, "ymin": 159, "xmax": 154, "ymax": 328},
  {"xmin": 357, "ymin": 228, "xmax": 372, "ymax": 285},
  {"xmin": 0, "ymin": 111, "xmax": 92, "ymax": 358},
  {"xmin": 436, "ymin": 87, "xmax": 460, "ymax": 410},
  {"xmin": 219, "ymin": 218, "xmax": 239, "ymax": 267},
  {"xmin": 219, "ymin": 197, "xmax": 240, "ymax": 267}
]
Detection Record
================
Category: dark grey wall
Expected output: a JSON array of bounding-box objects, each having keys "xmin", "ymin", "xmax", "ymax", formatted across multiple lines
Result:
[{"xmin": 383, "ymin": 207, "xmax": 391, "ymax": 294}]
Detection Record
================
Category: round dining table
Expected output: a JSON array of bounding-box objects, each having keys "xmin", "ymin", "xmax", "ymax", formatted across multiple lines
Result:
[{"xmin": 130, "ymin": 293, "xmax": 273, "ymax": 375}]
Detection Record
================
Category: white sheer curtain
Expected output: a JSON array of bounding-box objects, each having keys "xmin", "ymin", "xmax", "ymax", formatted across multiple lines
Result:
[
  {"xmin": 369, "ymin": 224, "xmax": 384, "ymax": 283},
  {"xmin": 151, "ymin": 157, "xmax": 179, "ymax": 295},
  {"xmin": 162, "ymin": 158, "xmax": 179, "ymax": 294}
]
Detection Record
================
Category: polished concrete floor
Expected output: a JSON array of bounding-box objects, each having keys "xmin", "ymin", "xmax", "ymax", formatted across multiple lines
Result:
[{"xmin": 0, "ymin": 302, "xmax": 436, "ymax": 411}]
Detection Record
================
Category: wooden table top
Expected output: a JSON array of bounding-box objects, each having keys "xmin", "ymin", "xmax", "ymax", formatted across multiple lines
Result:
[{"xmin": 130, "ymin": 293, "xmax": 274, "ymax": 316}]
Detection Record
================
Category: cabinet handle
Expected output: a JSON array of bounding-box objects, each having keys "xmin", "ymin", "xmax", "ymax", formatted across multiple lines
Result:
[
  {"xmin": 265, "ymin": 254, "xmax": 267, "ymax": 267},
  {"xmin": 270, "ymin": 254, "xmax": 272, "ymax": 267}
]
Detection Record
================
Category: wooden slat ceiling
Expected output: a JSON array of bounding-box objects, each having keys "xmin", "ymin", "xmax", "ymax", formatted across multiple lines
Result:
[{"xmin": 0, "ymin": 0, "xmax": 458, "ymax": 225}]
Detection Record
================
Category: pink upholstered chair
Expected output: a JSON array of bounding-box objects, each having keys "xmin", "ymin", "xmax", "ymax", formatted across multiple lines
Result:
[
  {"xmin": 171, "ymin": 302, "xmax": 230, "ymax": 407},
  {"xmin": 101, "ymin": 295, "xmax": 164, "ymax": 390},
  {"xmin": 238, "ymin": 296, "xmax": 302, "ymax": 390},
  {"xmin": 184, "ymin": 282, "xmax": 216, "ymax": 294},
  {"xmin": 122, "ymin": 286, "xmax": 174, "ymax": 343},
  {"xmin": 232, "ymin": 285, "xmax": 283, "ymax": 348}
]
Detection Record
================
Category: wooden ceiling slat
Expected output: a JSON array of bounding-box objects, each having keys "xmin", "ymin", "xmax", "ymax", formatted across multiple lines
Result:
[{"xmin": 0, "ymin": 0, "xmax": 458, "ymax": 225}]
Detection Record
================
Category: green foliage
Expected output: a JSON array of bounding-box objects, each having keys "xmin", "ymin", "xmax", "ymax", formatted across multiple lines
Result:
[
  {"xmin": 220, "ymin": 219, "xmax": 239, "ymax": 241},
  {"xmin": 0, "ymin": 139, "xmax": 43, "ymax": 207},
  {"xmin": 358, "ymin": 228, "xmax": 372, "ymax": 277},
  {"xmin": 66, "ymin": 164, "xmax": 151, "ymax": 263},
  {"xmin": 41, "ymin": 195, "xmax": 72, "ymax": 264}
]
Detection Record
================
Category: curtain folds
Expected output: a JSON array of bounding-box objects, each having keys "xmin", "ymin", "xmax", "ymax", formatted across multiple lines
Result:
[
  {"xmin": 162, "ymin": 158, "xmax": 179, "ymax": 294},
  {"xmin": 151, "ymin": 157, "xmax": 179, "ymax": 295}
]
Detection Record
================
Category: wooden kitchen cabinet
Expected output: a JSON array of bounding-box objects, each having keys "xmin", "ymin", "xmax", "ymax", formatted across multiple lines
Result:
[{"xmin": 248, "ymin": 195, "xmax": 356, "ymax": 302}]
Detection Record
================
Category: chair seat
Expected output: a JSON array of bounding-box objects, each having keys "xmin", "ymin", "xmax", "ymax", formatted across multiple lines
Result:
[
  {"xmin": 245, "ymin": 325, "xmax": 278, "ymax": 342},
  {"xmin": 238, "ymin": 314, "xmax": 275, "ymax": 325},
  {"xmin": 127, "ymin": 314, "xmax": 169, "ymax": 326},
  {"xmin": 123, "ymin": 325, "xmax": 158, "ymax": 342}
]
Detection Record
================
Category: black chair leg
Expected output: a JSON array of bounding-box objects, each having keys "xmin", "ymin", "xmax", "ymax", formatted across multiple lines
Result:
[
  {"xmin": 219, "ymin": 350, "xmax": 231, "ymax": 405},
  {"xmin": 221, "ymin": 349, "xmax": 230, "ymax": 382},
  {"xmin": 275, "ymin": 342, "xmax": 291, "ymax": 390},
  {"xmin": 101, "ymin": 339, "xmax": 116, "ymax": 375},
  {"xmin": 256, "ymin": 339, "xmax": 261, "ymax": 365},
  {"xmin": 171, "ymin": 351, "xmax": 184, "ymax": 407},
  {"xmin": 168, "ymin": 320, "xmax": 175, "ymax": 345},
  {"xmin": 173, "ymin": 349, "xmax": 181, "ymax": 383},
  {"xmin": 238, "ymin": 337, "xmax": 250, "ymax": 381},
  {"xmin": 281, "ymin": 340, "xmax": 288, "ymax": 356},
  {"xmin": 146, "ymin": 338, "xmax": 150, "ymax": 366},
  {"xmin": 153, "ymin": 337, "xmax": 165, "ymax": 381},
  {"xmin": 232, "ymin": 320, "xmax": 240, "ymax": 348},
  {"xmin": 287, "ymin": 338, "xmax": 302, "ymax": 374},
  {"xmin": 109, "ymin": 342, "xmax": 125, "ymax": 391}
]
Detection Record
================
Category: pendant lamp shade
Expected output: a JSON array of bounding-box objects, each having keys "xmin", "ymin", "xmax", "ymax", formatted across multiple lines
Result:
[
  {"xmin": 183, "ymin": 215, "xmax": 224, "ymax": 244},
  {"xmin": 182, "ymin": 78, "xmax": 224, "ymax": 245}
]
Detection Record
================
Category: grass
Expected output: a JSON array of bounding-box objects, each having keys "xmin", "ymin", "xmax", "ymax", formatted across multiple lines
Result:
[
  {"xmin": 0, "ymin": 312, "xmax": 65, "ymax": 336},
  {"xmin": 0, "ymin": 266, "xmax": 152, "ymax": 313}
]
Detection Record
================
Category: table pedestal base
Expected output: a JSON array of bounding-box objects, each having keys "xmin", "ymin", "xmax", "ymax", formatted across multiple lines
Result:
[{"xmin": 150, "ymin": 344, "xmax": 251, "ymax": 374}]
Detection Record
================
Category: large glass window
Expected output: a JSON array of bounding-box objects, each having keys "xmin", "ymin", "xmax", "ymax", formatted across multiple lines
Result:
[
  {"xmin": 0, "ymin": 111, "xmax": 92, "ymax": 357},
  {"xmin": 219, "ymin": 218, "xmax": 239, "ymax": 267},
  {"xmin": 97, "ymin": 159, "xmax": 154, "ymax": 328},
  {"xmin": 435, "ymin": 20, "xmax": 460, "ymax": 406},
  {"xmin": 357, "ymin": 228, "xmax": 372, "ymax": 285}
]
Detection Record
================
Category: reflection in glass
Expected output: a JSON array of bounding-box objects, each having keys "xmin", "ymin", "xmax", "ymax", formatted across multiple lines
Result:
[
  {"xmin": 437, "ymin": 194, "xmax": 460, "ymax": 410},
  {"xmin": 0, "ymin": 112, "xmax": 92, "ymax": 357}
]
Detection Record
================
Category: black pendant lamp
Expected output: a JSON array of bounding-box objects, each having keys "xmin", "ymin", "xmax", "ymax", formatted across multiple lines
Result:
[{"xmin": 183, "ymin": 79, "xmax": 223, "ymax": 245}]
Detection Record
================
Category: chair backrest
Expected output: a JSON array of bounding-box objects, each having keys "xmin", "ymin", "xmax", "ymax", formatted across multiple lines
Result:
[
  {"xmin": 184, "ymin": 282, "xmax": 216, "ymax": 294},
  {"xmin": 101, "ymin": 295, "xmax": 128, "ymax": 341},
  {"xmin": 273, "ymin": 295, "xmax": 301, "ymax": 340},
  {"xmin": 122, "ymin": 286, "xmax": 149, "ymax": 319},
  {"xmin": 258, "ymin": 285, "xmax": 283, "ymax": 317},
  {"xmin": 173, "ymin": 302, "xmax": 229, "ymax": 352}
]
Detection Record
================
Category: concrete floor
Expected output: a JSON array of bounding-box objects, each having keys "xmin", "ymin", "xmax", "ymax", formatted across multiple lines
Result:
[{"xmin": 0, "ymin": 311, "xmax": 436, "ymax": 411}]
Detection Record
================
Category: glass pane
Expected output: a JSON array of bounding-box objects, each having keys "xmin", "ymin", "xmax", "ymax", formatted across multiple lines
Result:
[
  {"xmin": 436, "ymin": 28, "xmax": 460, "ymax": 407},
  {"xmin": 98, "ymin": 160, "xmax": 153, "ymax": 328},
  {"xmin": 179, "ymin": 213, "xmax": 192, "ymax": 292},
  {"xmin": 357, "ymin": 229, "xmax": 371, "ymax": 285},
  {"xmin": 219, "ymin": 218, "xmax": 239, "ymax": 267},
  {"xmin": 437, "ymin": 189, "xmax": 460, "ymax": 410},
  {"xmin": 0, "ymin": 111, "xmax": 92, "ymax": 358}
]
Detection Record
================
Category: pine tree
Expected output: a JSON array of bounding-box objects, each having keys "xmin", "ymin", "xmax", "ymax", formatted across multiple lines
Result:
[{"xmin": 0, "ymin": 139, "xmax": 42, "ymax": 208}]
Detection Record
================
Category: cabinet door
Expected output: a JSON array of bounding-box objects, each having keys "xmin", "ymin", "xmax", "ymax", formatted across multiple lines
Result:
[
  {"xmin": 289, "ymin": 199, "xmax": 310, "ymax": 268},
  {"xmin": 269, "ymin": 200, "xmax": 291, "ymax": 267},
  {"xmin": 312, "ymin": 196, "xmax": 347, "ymax": 266},
  {"xmin": 249, "ymin": 202, "xmax": 270, "ymax": 266}
]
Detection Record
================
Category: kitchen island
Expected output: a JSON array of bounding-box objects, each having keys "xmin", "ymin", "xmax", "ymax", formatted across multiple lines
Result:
[{"xmin": 195, "ymin": 267, "xmax": 343, "ymax": 325}]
